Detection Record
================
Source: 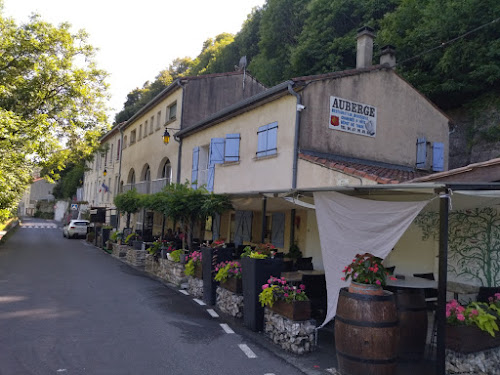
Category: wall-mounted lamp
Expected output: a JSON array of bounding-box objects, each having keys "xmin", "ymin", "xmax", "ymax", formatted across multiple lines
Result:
[
  {"xmin": 163, "ymin": 127, "xmax": 180, "ymax": 145},
  {"xmin": 103, "ymin": 169, "xmax": 107, "ymax": 176}
]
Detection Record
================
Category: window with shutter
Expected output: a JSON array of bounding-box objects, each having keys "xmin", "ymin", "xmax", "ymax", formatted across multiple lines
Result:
[
  {"xmin": 432, "ymin": 142, "xmax": 445, "ymax": 172},
  {"xmin": 225, "ymin": 133, "xmax": 240, "ymax": 162},
  {"xmin": 271, "ymin": 212, "xmax": 285, "ymax": 248},
  {"xmin": 416, "ymin": 137, "xmax": 427, "ymax": 168},
  {"xmin": 191, "ymin": 147, "xmax": 199, "ymax": 189},
  {"xmin": 256, "ymin": 122, "xmax": 278, "ymax": 157},
  {"xmin": 209, "ymin": 138, "xmax": 225, "ymax": 165}
]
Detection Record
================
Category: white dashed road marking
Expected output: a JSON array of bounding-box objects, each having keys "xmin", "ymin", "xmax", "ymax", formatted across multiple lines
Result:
[
  {"xmin": 220, "ymin": 323, "xmax": 235, "ymax": 334},
  {"xmin": 193, "ymin": 298, "xmax": 206, "ymax": 306},
  {"xmin": 238, "ymin": 344, "xmax": 257, "ymax": 358},
  {"xmin": 207, "ymin": 309, "xmax": 219, "ymax": 318},
  {"xmin": 179, "ymin": 289, "xmax": 189, "ymax": 295}
]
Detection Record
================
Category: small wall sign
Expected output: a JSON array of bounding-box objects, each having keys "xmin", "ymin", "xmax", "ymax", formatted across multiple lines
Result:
[
  {"xmin": 71, "ymin": 204, "xmax": 78, "ymax": 210},
  {"xmin": 329, "ymin": 96, "xmax": 377, "ymax": 137}
]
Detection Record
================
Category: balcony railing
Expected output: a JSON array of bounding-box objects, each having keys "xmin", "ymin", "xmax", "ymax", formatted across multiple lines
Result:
[
  {"xmin": 151, "ymin": 178, "xmax": 170, "ymax": 194},
  {"xmin": 122, "ymin": 180, "xmax": 171, "ymax": 195}
]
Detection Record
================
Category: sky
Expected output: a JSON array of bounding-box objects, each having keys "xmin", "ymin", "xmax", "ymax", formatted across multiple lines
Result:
[{"xmin": 3, "ymin": 0, "xmax": 266, "ymax": 121}]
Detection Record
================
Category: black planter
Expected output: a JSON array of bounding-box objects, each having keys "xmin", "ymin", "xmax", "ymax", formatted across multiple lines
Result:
[
  {"xmin": 242, "ymin": 257, "xmax": 283, "ymax": 332},
  {"xmin": 202, "ymin": 247, "xmax": 234, "ymax": 305},
  {"xmin": 102, "ymin": 228, "xmax": 111, "ymax": 244},
  {"xmin": 477, "ymin": 287, "xmax": 500, "ymax": 303}
]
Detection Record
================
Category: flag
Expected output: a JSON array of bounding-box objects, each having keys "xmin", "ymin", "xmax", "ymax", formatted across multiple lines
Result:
[{"xmin": 102, "ymin": 183, "xmax": 109, "ymax": 193}]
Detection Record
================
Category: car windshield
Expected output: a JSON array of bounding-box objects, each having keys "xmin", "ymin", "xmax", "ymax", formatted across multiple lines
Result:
[{"xmin": 73, "ymin": 222, "xmax": 88, "ymax": 226}]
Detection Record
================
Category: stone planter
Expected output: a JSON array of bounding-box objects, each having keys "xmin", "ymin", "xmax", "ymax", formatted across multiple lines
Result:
[
  {"xmin": 220, "ymin": 277, "xmax": 243, "ymax": 294},
  {"xmin": 270, "ymin": 300, "xmax": 311, "ymax": 321},
  {"xmin": 132, "ymin": 240, "xmax": 143, "ymax": 250},
  {"xmin": 264, "ymin": 308, "xmax": 316, "ymax": 355},
  {"xmin": 446, "ymin": 325, "xmax": 500, "ymax": 354},
  {"xmin": 216, "ymin": 286, "xmax": 244, "ymax": 318}
]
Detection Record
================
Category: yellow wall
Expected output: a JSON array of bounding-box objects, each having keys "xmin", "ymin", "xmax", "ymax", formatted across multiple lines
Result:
[{"xmin": 180, "ymin": 95, "xmax": 297, "ymax": 193}]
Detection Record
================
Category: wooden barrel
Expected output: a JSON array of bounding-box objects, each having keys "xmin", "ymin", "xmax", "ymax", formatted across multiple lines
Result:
[
  {"xmin": 335, "ymin": 288, "xmax": 399, "ymax": 375},
  {"xmin": 393, "ymin": 288, "xmax": 428, "ymax": 361}
]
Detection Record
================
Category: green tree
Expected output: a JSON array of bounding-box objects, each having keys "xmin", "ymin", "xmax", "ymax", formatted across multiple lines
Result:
[
  {"xmin": 379, "ymin": 0, "xmax": 500, "ymax": 108},
  {"xmin": 0, "ymin": 9, "xmax": 109, "ymax": 221},
  {"xmin": 290, "ymin": 0, "xmax": 398, "ymax": 77},
  {"xmin": 187, "ymin": 33, "xmax": 236, "ymax": 76},
  {"xmin": 114, "ymin": 189, "xmax": 142, "ymax": 228},
  {"xmin": 248, "ymin": 0, "xmax": 310, "ymax": 86}
]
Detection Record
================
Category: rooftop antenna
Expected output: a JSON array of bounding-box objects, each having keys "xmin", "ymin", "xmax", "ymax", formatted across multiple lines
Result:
[{"xmin": 237, "ymin": 56, "xmax": 247, "ymax": 90}]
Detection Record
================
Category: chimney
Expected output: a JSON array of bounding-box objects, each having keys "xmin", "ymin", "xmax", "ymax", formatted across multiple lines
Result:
[
  {"xmin": 380, "ymin": 45, "xmax": 396, "ymax": 68},
  {"xmin": 356, "ymin": 26, "xmax": 375, "ymax": 69}
]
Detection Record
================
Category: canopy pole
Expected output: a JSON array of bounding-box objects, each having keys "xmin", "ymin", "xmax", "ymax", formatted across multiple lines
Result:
[
  {"xmin": 290, "ymin": 209, "xmax": 296, "ymax": 249},
  {"xmin": 261, "ymin": 197, "xmax": 267, "ymax": 243},
  {"xmin": 437, "ymin": 190, "xmax": 450, "ymax": 375}
]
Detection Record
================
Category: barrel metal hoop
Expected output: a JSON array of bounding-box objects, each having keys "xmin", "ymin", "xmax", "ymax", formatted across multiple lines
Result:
[
  {"xmin": 335, "ymin": 315, "xmax": 398, "ymax": 328},
  {"xmin": 340, "ymin": 287, "xmax": 395, "ymax": 301},
  {"xmin": 337, "ymin": 349, "xmax": 397, "ymax": 365}
]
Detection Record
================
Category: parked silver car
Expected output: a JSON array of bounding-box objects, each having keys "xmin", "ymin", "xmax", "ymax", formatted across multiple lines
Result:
[{"xmin": 63, "ymin": 220, "xmax": 90, "ymax": 239}]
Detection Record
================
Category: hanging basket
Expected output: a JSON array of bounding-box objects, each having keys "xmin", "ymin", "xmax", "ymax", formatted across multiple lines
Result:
[{"xmin": 348, "ymin": 281, "xmax": 384, "ymax": 296}]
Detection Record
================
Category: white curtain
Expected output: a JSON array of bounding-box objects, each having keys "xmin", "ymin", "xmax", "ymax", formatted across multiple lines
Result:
[{"xmin": 313, "ymin": 191, "xmax": 432, "ymax": 327}]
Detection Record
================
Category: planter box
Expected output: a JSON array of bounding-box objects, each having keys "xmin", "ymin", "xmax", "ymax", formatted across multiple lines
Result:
[
  {"xmin": 242, "ymin": 257, "xmax": 283, "ymax": 332},
  {"xmin": 270, "ymin": 300, "xmax": 311, "ymax": 321},
  {"xmin": 201, "ymin": 247, "xmax": 233, "ymax": 306},
  {"xmin": 132, "ymin": 240, "xmax": 143, "ymax": 250},
  {"xmin": 447, "ymin": 325, "xmax": 500, "ymax": 353},
  {"xmin": 194, "ymin": 263, "xmax": 203, "ymax": 279},
  {"xmin": 220, "ymin": 278, "xmax": 243, "ymax": 294}
]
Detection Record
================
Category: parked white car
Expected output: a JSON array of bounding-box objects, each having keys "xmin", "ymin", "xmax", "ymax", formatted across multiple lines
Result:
[{"xmin": 63, "ymin": 220, "xmax": 90, "ymax": 239}]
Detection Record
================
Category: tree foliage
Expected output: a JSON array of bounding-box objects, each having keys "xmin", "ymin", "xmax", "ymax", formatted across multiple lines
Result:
[
  {"xmin": 0, "ymin": 10, "xmax": 109, "ymax": 221},
  {"xmin": 114, "ymin": 189, "xmax": 142, "ymax": 228}
]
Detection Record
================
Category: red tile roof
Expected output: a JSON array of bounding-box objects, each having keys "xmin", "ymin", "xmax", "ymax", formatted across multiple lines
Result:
[{"xmin": 299, "ymin": 153, "xmax": 429, "ymax": 184}]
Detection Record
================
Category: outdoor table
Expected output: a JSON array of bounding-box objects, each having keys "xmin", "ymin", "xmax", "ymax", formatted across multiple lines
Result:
[{"xmin": 387, "ymin": 275, "xmax": 438, "ymax": 289}]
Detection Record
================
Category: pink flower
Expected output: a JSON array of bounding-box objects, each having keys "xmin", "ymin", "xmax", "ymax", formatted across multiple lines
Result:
[
  {"xmin": 297, "ymin": 290, "xmax": 301, "ymax": 294},
  {"xmin": 299, "ymin": 284, "xmax": 305, "ymax": 290},
  {"xmin": 284, "ymin": 293, "xmax": 289, "ymax": 298},
  {"xmin": 262, "ymin": 284, "xmax": 269, "ymax": 290},
  {"xmin": 341, "ymin": 277, "xmax": 345, "ymax": 281},
  {"xmin": 457, "ymin": 314, "xmax": 465, "ymax": 322},
  {"xmin": 470, "ymin": 309, "xmax": 479, "ymax": 316},
  {"xmin": 375, "ymin": 280, "xmax": 381, "ymax": 285},
  {"xmin": 389, "ymin": 277, "xmax": 397, "ymax": 281},
  {"xmin": 446, "ymin": 310, "xmax": 451, "ymax": 318}
]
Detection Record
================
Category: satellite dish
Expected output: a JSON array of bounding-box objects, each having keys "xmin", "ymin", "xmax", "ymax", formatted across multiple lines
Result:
[{"xmin": 238, "ymin": 56, "xmax": 247, "ymax": 71}]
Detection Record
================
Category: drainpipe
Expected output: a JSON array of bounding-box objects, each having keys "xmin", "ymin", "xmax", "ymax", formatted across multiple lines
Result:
[
  {"xmin": 287, "ymin": 83, "xmax": 302, "ymax": 190},
  {"xmin": 117, "ymin": 124, "xmax": 125, "ymax": 229},
  {"xmin": 176, "ymin": 80, "xmax": 185, "ymax": 184}
]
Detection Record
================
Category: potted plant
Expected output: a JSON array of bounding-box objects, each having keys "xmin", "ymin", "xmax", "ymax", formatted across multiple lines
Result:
[
  {"xmin": 215, "ymin": 260, "xmax": 243, "ymax": 293},
  {"xmin": 185, "ymin": 250, "xmax": 203, "ymax": 279},
  {"xmin": 169, "ymin": 249, "xmax": 184, "ymax": 263},
  {"xmin": 341, "ymin": 252, "xmax": 396, "ymax": 295},
  {"xmin": 446, "ymin": 295, "xmax": 500, "ymax": 353},
  {"xmin": 258, "ymin": 276, "xmax": 310, "ymax": 321},
  {"xmin": 110, "ymin": 231, "xmax": 122, "ymax": 244},
  {"xmin": 240, "ymin": 245, "xmax": 270, "ymax": 259}
]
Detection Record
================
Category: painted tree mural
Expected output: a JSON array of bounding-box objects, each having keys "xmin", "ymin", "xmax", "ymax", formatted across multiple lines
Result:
[{"xmin": 414, "ymin": 208, "xmax": 500, "ymax": 287}]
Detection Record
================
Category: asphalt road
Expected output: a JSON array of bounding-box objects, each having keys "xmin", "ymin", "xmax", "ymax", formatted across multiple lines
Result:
[{"xmin": 0, "ymin": 218, "xmax": 306, "ymax": 375}]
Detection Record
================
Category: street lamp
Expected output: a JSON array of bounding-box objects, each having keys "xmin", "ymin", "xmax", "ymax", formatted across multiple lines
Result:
[
  {"xmin": 103, "ymin": 169, "xmax": 107, "ymax": 176},
  {"xmin": 163, "ymin": 127, "xmax": 181, "ymax": 145}
]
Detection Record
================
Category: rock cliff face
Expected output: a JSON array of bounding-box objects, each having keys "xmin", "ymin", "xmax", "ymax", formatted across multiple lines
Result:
[{"xmin": 447, "ymin": 97, "xmax": 500, "ymax": 170}]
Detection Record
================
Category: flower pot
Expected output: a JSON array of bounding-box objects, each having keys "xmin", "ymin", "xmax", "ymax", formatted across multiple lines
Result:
[
  {"xmin": 446, "ymin": 324, "xmax": 500, "ymax": 353},
  {"xmin": 348, "ymin": 281, "xmax": 384, "ymax": 296},
  {"xmin": 270, "ymin": 300, "xmax": 311, "ymax": 321},
  {"xmin": 166, "ymin": 253, "xmax": 173, "ymax": 261},
  {"xmin": 220, "ymin": 277, "xmax": 243, "ymax": 294}
]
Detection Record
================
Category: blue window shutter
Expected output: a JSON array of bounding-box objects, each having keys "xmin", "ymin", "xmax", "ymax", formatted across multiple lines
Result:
[
  {"xmin": 267, "ymin": 122, "xmax": 278, "ymax": 156},
  {"xmin": 225, "ymin": 133, "xmax": 240, "ymax": 162},
  {"xmin": 242, "ymin": 211, "xmax": 253, "ymax": 242},
  {"xmin": 416, "ymin": 137, "xmax": 427, "ymax": 168},
  {"xmin": 209, "ymin": 138, "xmax": 225, "ymax": 164},
  {"xmin": 257, "ymin": 124, "xmax": 268, "ymax": 157},
  {"xmin": 271, "ymin": 212, "xmax": 285, "ymax": 248},
  {"xmin": 191, "ymin": 147, "xmax": 199, "ymax": 189},
  {"xmin": 207, "ymin": 164, "xmax": 215, "ymax": 192},
  {"xmin": 432, "ymin": 142, "xmax": 445, "ymax": 172},
  {"xmin": 212, "ymin": 213, "xmax": 221, "ymax": 241}
]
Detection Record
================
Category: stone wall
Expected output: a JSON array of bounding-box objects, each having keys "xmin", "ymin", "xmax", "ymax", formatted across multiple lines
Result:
[
  {"xmin": 112, "ymin": 243, "xmax": 129, "ymax": 259},
  {"xmin": 145, "ymin": 254, "xmax": 160, "ymax": 275},
  {"xmin": 446, "ymin": 347, "xmax": 500, "ymax": 375},
  {"xmin": 126, "ymin": 248, "xmax": 147, "ymax": 268},
  {"xmin": 216, "ymin": 286, "xmax": 244, "ymax": 318},
  {"xmin": 264, "ymin": 308, "xmax": 316, "ymax": 355},
  {"xmin": 145, "ymin": 257, "xmax": 187, "ymax": 286},
  {"xmin": 187, "ymin": 276, "xmax": 203, "ymax": 299}
]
